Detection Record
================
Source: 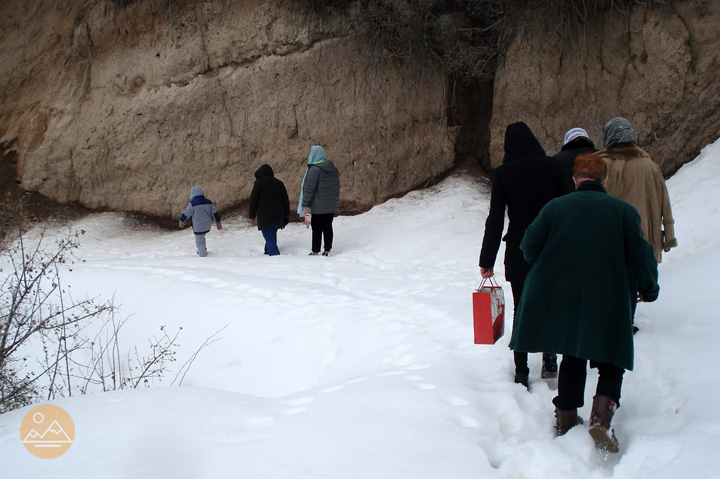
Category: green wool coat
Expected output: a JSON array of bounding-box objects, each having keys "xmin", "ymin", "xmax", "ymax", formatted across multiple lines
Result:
[{"xmin": 509, "ymin": 181, "xmax": 659, "ymax": 371}]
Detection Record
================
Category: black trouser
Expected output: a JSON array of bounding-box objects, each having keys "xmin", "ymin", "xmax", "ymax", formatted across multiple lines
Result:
[
  {"xmin": 311, "ymin": 213, "xmax": 334, "ymax": 253},
  {"xmin": 553, "ymin": 355, "xmax": 625, "ymax": 409},
  {"xmin": 510, "ymin": 279, "xmax": 555, "ymax": 374}
]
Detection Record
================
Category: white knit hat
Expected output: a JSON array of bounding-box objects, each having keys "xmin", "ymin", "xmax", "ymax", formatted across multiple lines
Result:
[{"xmin": 563, "ymin": 127, "xmax": 589, "ymax": 146}]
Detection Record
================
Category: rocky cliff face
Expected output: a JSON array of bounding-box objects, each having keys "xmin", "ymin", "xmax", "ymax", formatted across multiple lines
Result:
[
  {"xmin": 0, "ymin": 0, "xmax": 456, "ymax": 216},
  {"xmin": 2, "ymin": 1, "xmax": 718, "ymax": 218},
  {"xmin": 490, "ymin": 1, "xmax": 720, "ymax": 173}
]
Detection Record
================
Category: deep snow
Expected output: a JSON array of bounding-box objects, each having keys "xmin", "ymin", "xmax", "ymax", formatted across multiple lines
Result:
[{"xmin": 1, "ymin": 139, "xmax": 719, "ymax": 478}]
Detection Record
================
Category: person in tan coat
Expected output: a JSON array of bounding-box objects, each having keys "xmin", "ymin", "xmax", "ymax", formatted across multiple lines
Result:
[
  {"xmin": 595, "ymin": 117, "xmax": 678, "ymax": 263},
  {"xmin": 595, "ymin": 117, "xmax": 676, "ymax": 333}
]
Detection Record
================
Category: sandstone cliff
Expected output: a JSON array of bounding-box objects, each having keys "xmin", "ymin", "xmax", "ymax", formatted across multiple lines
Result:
[
  {"xmin": 0, "ymin": 0, "xmax": 456, "ymax": 217},
  {"xmin": 490, "ymin": 1, "xmax": 720, "ymax": 173},
  {"xmin": 2, "ymin": 1, "xmax": 719, "ymax": 219}
]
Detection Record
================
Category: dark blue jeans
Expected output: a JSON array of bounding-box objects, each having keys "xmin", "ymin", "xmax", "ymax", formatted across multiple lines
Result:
[{"xmin": 261, "ymin": 226, "xmax": 280, "ymax": 256}]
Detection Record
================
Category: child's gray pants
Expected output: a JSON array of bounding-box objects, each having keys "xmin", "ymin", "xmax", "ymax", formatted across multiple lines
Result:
[{"xmin": 195, "ymin": 233, "xmax": 207, "ymax": 257}]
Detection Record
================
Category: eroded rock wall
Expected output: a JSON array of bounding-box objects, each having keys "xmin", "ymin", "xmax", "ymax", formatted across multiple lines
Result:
[
  {"xmin": 490, "ymin": 1, "xmax": 720, "ymax": 174},
  {"xmin": 0, "ymin": 0, "xmax": 456, "ymax": 216},
  {"xmin": 4, "ymin": 1, "xmax": 719, "ymax": 218}
]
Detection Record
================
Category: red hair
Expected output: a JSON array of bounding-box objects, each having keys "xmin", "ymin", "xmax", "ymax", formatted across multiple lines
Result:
[{"xmin": 573, "ymin": 153, "xmax": 607, "ymax": 182}]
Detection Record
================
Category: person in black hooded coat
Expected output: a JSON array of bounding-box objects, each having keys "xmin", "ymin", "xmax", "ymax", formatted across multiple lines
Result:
[
  {"xmin": 479, "ymin": 122, "xmax": 571, "ymax": 387},
  {"xmin": 249, "ymin": 164, "xmax": 290, "ymax": 256}
]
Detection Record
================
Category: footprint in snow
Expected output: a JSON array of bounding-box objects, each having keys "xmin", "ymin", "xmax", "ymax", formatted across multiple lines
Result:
[
  {"xmin": 284, "ymin": 397, "xmax": 316, "ymax": 406},
  {"xmin": 414, "ymin": 383, "xmax": 438, "ymax": 390},
  {"xmin": 318, "ymin": 385, "xmax": 345, "ymax": 394},
  {"xmin": 281, "ymin": 407, "xmax": 307, "ymax": 415},
  {"xmin": 444, "ymin": 396, "xmax": 471, "ymax": 406},
  {"xmin": 456, "ymin": 414, "xmax": 480, "ymax": 428}
]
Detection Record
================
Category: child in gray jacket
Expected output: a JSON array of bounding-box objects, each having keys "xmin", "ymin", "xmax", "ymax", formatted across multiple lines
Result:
[{"xmin": 179, "ymin": 186, "xmax": 223, "ymax": 257}]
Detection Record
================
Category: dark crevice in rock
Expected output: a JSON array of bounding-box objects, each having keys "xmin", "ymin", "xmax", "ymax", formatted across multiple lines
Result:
[
  {"xmin": 1, "ymin": 140, "xmax": 91, "ymax": 228},
  {"xmin": 446, "ymin": 74, "xmax": 495, "ymax": 173}
]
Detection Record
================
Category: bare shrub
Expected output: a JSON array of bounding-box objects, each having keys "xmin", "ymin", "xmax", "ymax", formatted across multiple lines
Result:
[{"xmin": 0, "ymin": 197, "xmax": 186, "ymax": 413}]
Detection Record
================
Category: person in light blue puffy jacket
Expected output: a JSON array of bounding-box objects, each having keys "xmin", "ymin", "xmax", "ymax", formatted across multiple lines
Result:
[{"xmin": 179, "ymin": 186, "xmax": 222, "ymax": 257}]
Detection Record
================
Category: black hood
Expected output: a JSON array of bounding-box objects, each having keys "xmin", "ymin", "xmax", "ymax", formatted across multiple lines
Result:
[
  {"xmin": 254, "ymin": 164, "xmax": 274, "ymax": 179},
  {"xmin": 503, "ymin": 122, "xmax": 546, "ymax": 163}
]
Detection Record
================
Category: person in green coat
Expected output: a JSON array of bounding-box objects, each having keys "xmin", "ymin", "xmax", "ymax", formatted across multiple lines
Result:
[{"xmin": 509, "ymin": 153, "xmax": 659, "ymax": 453}]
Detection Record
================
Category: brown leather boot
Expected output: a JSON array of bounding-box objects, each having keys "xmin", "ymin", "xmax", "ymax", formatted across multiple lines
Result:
[
  {"xmin": 588, "ymin": 395, "xmax": 619, "ymax": 452},
  {"xmin": 554, "ymin": 408, "xmax": 584, "ymax": 437}
]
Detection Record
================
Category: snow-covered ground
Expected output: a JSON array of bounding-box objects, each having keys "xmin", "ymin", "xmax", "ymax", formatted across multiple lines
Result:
[{"xmin": 1, "ymin": 139, "xmax": 719, "ymax": 478}]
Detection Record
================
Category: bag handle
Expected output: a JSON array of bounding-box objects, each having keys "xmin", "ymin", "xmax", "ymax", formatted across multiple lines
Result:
[{"xmin": 477, "ymin": 277, "xmax": 500, "ymax": 291}]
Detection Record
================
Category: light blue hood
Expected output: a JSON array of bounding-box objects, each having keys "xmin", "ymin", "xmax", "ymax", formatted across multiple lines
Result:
[{"xmin": 190, "ymin": 185, "xmax": 205, "ymax": 199}]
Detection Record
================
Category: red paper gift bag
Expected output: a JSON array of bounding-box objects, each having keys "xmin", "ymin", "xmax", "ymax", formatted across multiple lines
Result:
[{"xmin": 473, "ymin": 278, "xmax": 505, "ymax": 344}]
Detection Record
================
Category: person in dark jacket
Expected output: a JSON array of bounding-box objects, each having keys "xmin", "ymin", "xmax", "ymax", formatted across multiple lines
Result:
[
  {"xmin": 553, "ymin": 127, "xmax": 596, "ymax": 192},
  {"xmin": 179, "ymin": 185, "xmax": 223, "ymax": 257},
  {"xmin": 297, "ymin": 145, "xmax": 340, "ymax": 256},
  {"xmin": 249, "ymin": 164, "xmax": 290, "ymax": 256},
  {"xmin": 510, "ymin": 153, "xmax": 659, "ymax": 452},
  {"xmin": 479, "ymin": 122, "xmax": 571, "ymax": 388}
]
